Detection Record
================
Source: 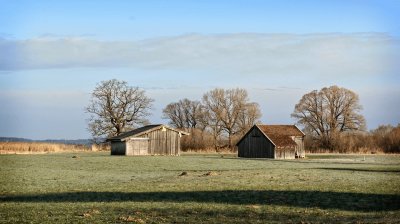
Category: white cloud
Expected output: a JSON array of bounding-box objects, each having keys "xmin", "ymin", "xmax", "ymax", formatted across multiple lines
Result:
[{"xmin": 1, "ymin": 33, "xmax": 399, "ymax": 78}]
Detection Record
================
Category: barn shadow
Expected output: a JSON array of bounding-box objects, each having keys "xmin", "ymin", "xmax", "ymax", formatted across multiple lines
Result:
[{"xmin": 2, "ymin": 190, "xmax": 399, "ymax": 212}]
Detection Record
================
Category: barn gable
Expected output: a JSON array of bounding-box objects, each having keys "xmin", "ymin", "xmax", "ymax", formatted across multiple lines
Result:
[
  {"xmin": 237, "ymin": 125, "xmax": 275, "ymax": 158},
  {"xmin": 107, "ymin": 124, "xmax": 189, "ymax": 156},
  {"xmin": 237, "ymin": 124, "xmax": 305, "ymax": 159}
]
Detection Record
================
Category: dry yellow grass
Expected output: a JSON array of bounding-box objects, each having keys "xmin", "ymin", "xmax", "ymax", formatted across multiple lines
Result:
[
  {"xmin": 0, "ymin": 142, "xmax": 90, "ymax": 154},
  {"xmin": 90, "ymin": 143, "xmax": 111, "ymax": 152},
  {"xmin": 305, "ymin": 147, "xmax": 385, "ymax": 154}
]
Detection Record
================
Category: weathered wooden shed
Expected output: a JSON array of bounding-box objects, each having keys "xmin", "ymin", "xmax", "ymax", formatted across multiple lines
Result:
[
  {"xmin": 236, "ymin": 124, "xmax": 305, "ymax": 159},
  {"xmin": 107, "ymin": 124, "xmax": 189, "ymax": 156}
]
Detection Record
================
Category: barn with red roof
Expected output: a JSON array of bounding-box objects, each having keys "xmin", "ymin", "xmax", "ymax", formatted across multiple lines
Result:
[{"xmin": 236, "ymin": 124, "xmax": 305, "ymax": 159}]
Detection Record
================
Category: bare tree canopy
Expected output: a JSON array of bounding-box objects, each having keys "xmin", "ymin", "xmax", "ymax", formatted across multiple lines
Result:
[
  {"xmin": 203, "ymin": 88, "xmax": 261, "ymax": 148},
  {"xmin": 162, "ymin": 99, "xmax": 206, "ymax": 130},
  {"xmin": 291, "ymin": 85, "xmax": 366, "ymax": 148},
  {"xmin": 372, "ymin": 124, "xmax": 400, "ymax": 153},
  {"xmin": 238, "ymin": 102, "xmax": 262, "ymax": 134},
  {"xmin": 86, "ymin": 79, "xmax": 153, "ymax": 139},
  {"xmin": 162, "ymin": 88, "xmax": 261, "ymax": 150}
]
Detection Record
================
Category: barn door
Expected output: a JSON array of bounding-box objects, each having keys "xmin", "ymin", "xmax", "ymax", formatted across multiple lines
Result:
[{"xmin": 128, "ymin": 138, "xmax": 149, "ymax": 155}]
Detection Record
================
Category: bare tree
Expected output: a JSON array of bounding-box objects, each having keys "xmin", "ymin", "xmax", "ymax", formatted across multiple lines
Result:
[
  {"xmin": 86, "ymin": 79, "xmax": 153, "ymax": 139},
  {"xmin": 163, "ymin": 99, "xmax": 209, "ymax": 150},
  {"xmin": 203, "ymin": 88, "xmax": 261, "ymax": 149},
  {"xmin": 162, "ymin": 99, "xmax": 206, "ymax": 130},
  {"xmin": 202, "ymin": 89, "xmax": 224, "ymax": 149},
  {"xmin": 291, "ymin": 85, "xmax": 366, "ymax": 149},
  {"xmin": 372, "ymin": 124, "xmax": 400, "ymax": 153},
  {"xmin": 237, "ymin": 102, "xmax": 262, "ymax": 135},
  {"xmin": 163, "ymin": 89, "xmax": 261, "ymax": 150},
  {"xmin": 162, "ymin": 102, "xmax": 186, "ymax": 129}
]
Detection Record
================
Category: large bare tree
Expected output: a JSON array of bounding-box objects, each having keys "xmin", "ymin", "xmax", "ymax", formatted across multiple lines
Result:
[
  {"xmin": 291, "ymin": 85, "xmax": 365, "ymax": 149},
  {"xmin": 237, "ymin": 102, "xmax": 262, "ymax": 135},
  {"xmin": 163, "ymin": 99, "xmax": 209, "ymax": 150},
  {"xmin": 86, "ymin": 79, "xmax": 153, "ymax": 139},
  {"xmin": 201, "ymin": 89, "xmax": 224, "ymax": 149},
  {"xmin": 203, "ymin": 88, "xmax": 261, "ymax": 148},
  {"xmin": 162, "ymin": 98, "xmax": 206, "ymax": 130},
  {"xmin": 162, "ymin": 102, "xmax": 186, "ymax": 129}
]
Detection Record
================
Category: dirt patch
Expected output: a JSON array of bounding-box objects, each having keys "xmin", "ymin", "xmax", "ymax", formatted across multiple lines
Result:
[
  {"xmin": 246, "ymin": 205, "xmax": 261, "ymax": 209},
  {"xmin": 179, "ymin": 171, "xmax": 188, "ymax": 176},
  {"xmin": 79, "ymin": 209, "xmax": 100, "ymax": 218},
  {"xmin": 201, "ymin": 171, "xmax": 218, "ymax": 176},
  {"xmin": 81, "ymin": 213, "xmax": 91, "ymax": 218},
  {"xmin": 118, "ymin": 216, "xmax": 145, "ymax": 223}
]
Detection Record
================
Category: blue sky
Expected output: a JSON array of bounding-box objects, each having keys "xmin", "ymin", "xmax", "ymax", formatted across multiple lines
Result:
[{"xmin": 0, "ymin": 0, "xmax": 399, "ymax": 139}]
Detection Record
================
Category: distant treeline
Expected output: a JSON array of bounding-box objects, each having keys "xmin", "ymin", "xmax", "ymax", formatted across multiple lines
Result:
[{"xmin": 304, "ymin": 124, "xmax": 400, "ymax": 154}]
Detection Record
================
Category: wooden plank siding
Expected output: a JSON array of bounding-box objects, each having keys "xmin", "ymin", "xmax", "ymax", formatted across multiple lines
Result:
[
  {"xmin": 108, "ymin": 124, "xmax": 188, "ymax": 156},
  {"xmin": 237, "ymin": 124, "xmax": 305, "ymax": 159},
  {"xmin": 237, "ymin": 126, "xmax": 275, "ymax": 158},
  {"xmin": 137, "ymin": 128, "xmax": 180, "ymax": 155},
  {"xmin": 293, "ymin": 136, "xmax": 305, "ymax": 158},
  {"xmin": 126, "ymin": 138, "xmax": 149, "ymax": 155},
  {"xmin": 110, "ymin": 141, "xmax": 126, "ymax": 155},
  {"xmin": 275, "ymin": 148, "xmax": 295, "ymax": 159}
]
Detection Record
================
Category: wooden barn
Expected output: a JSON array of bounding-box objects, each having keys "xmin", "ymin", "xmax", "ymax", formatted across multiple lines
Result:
[
  {"xmin": 107, "ymin": 124, "xmax": 189, "ymax": 156},
  {"xmin": 236, "ymin": 124, "xmax": 305, "ymax": 159}
]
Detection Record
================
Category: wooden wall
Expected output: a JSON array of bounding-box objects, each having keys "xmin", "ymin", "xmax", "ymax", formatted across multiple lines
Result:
[
  {"xmin": 237, "ymin": 127, "xmax": 275, "ymax": 158},
  {"xmin": 110, "ymin": 141, "xmax": 126, "ymax": 155},
  {"xmin": 110, "ymin": 127, "xmax": 182, "ymax": 156},
  {"xmin": 126, "ymin": 138, "xmax": 149, "ymax": 155},
  {"xmin": 293, "ymin": 136, "xmax": 305, "ymax": 158},
  {"xmin": 237, "ymin": 126, "xmax": 304, "ymax": 159},
  {"xmin": 137, "ymin": 128, "xmax": 181, "ymax": 155},
  {"xmin": 275, "ymin": 148, "xmax": 295, "ymax": 159}
]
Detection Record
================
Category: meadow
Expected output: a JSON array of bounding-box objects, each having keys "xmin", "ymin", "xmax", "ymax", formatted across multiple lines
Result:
[{"xmin": 1, "ymin": 152, "xmax": 399, "ymax": 223}]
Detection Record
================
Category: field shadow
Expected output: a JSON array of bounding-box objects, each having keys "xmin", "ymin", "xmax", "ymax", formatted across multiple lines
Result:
[
  {"xmin": 316, "ymin": 167, "xmax": 400, "ymax": 173},
  {"xmin": 2, "ymin": 190, "xmax": 399, "ymax": 212}
]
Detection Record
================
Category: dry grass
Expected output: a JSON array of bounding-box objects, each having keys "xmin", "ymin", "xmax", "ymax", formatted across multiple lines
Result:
[
  {"xmin": 0, "ymin": 142, "xmax": 90, "ymax": 154},
  {"xmin": 90, "ymin": 143, "xmax": 111, "ymax": 152},
  {"xmin": 306, "ymin": 147, "xmax": 385, "ymax": 154},
  {"xmin": 183, "ymin": 146, "xmax": 237, "ymax": 154}
]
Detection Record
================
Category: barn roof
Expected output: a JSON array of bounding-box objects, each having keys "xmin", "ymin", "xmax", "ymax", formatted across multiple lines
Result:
[
  {"xmin": 236, "ymin": 124, "xmax": 304, "ymax": 149},
  {"xmin": 257, "ymin": 125, "xmax": 304, "ymax": 149},
  {"xmin": 107, "ymin": 124, "xmax": 189, "ymax": 141}
]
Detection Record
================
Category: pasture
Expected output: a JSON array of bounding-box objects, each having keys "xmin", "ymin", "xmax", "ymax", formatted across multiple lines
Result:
[{"xmin": 1, "ymin": 153, "xmax": 399, "ymax": 223}]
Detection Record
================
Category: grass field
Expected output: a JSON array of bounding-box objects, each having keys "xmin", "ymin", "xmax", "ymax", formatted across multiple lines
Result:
[{"xmin": 1, "ymin": 153, "xmax": 399, "ymax": 223}]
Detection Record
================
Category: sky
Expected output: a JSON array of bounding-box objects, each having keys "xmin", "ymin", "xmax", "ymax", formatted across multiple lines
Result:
[{"xmin": 0, "ymin": 0, "xmax": 399, "ymax": 139}]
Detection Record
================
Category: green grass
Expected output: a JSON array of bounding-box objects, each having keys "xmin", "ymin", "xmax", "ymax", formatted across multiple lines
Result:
[{"xmin": 1, "ymin": 153, "xmax": 399, "ymax": 223}]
